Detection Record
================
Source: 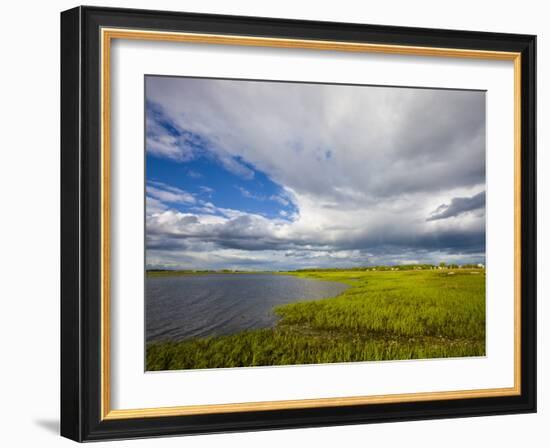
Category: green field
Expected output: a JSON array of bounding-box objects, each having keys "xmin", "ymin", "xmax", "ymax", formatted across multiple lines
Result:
[{"xmin": 146, "ymin": 269, "xmax": 485, "ymax": 371}]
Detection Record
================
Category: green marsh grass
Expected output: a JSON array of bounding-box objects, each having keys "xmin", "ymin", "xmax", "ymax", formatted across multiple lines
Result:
[{"xmin": 146, "ymin": 269, "xmax": 485, "ymax": 370}]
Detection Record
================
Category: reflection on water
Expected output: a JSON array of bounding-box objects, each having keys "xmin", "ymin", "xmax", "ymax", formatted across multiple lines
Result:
[{"xmin": 146, "ymin": 274, "xmax": 348, "ymax": 343}]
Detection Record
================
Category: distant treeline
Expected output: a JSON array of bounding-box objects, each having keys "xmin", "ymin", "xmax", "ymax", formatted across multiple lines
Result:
[
  {"xmin": 293, "ymin": 263, "xmax": 485, "ymax": 272},
  {"xmin": 147, "ymin": 263, "xmax": 485, "ymax": 275}
]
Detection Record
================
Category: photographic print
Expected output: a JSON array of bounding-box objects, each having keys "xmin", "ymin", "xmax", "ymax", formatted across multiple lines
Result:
[{"xmin": 144, "ymin": 76, "xmax": 486, "ymax": 371}]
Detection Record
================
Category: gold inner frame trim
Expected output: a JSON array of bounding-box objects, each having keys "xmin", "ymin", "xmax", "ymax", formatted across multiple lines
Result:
[{"xmin": 100, "ymin": 27, "xmax": 522, "ymax": 420}]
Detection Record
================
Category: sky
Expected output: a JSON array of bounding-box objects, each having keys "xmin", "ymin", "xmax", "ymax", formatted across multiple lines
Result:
[{"xmin": 145, "ymin": 76, "xmax": 486, "ymax": 271}]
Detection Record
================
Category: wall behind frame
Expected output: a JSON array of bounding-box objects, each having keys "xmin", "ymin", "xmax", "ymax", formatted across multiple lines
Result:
[{"xmin": 0, "ymin": 0, "xmax": 545, "ymax": 447}]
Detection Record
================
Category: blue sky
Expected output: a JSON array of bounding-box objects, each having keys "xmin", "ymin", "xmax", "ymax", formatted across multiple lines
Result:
[
  {"xmin": 146, "ymin": 99, "xmax": 299, "ymax": 220},
  {"xmin": 145, "ymin": 76, "xmax": 486, "ymax": 271},
  {"xmin": 146, "ymin": 149, "xmax": 297, "ymax": 221}
]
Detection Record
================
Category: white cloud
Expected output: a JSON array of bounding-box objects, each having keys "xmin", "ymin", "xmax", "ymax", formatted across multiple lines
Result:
[
  {"xmin": 146, "ymin": 181, "xmax": 195, "ymax": 206},
  {"xmin": 198, "ymin": 186, "xmax": 214, "ymax": 195}
]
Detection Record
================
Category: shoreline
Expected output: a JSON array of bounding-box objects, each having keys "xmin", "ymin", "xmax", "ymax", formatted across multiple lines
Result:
[{"xmin": 146, "ymin": 269, "xmax": 486, "ymax": 370}]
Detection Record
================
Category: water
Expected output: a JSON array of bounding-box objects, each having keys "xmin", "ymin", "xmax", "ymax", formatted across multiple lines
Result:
[{"xmin": 146, "ymin": 274, "xmax": 348, "ymax": 342}]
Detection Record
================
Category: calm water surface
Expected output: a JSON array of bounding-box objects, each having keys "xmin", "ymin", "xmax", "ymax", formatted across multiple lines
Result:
[{"xmin": 146, "ymin": 274, "xmax": 348, "ymax": 343}]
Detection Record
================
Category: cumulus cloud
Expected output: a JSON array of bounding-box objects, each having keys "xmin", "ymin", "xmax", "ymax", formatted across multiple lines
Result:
[{"xmin": 145, "ymin": 76, "xmax": 486, "ymax": 269}]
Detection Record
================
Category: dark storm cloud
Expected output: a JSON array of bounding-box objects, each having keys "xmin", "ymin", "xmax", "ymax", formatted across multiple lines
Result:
[
  {"xmin": 427, "ymin": 191, "xmax": 486, "ymax": 221},
  {"xmin": 146, "ymin": 207, "xmax": 485, "ymax": 262}
]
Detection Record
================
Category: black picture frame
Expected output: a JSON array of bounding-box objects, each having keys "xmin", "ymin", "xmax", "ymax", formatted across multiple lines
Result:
[{"xmin": 61, "ymin": 5, "xmax": 536, "ymax": 442}]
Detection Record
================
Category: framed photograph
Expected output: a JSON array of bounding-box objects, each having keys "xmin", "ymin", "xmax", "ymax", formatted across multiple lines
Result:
[{"xmin": 60, "ymin": 6, "xmax": 536, "ymax": 442}]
